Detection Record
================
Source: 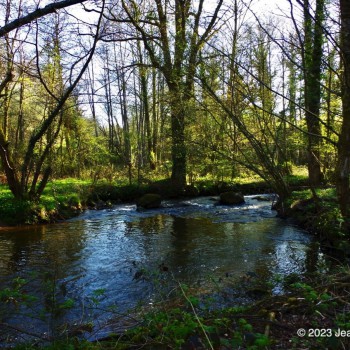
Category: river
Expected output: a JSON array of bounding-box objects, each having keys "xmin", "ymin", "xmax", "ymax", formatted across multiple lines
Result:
[{"xmin": 0, "ymin": 195, "xmax": 326, "ymax": 344}]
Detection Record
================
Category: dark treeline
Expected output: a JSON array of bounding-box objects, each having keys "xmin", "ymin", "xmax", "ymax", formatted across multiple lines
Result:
[{"xmin": 1, "ymin": 0, "xmax": 350, "ymax": 229}]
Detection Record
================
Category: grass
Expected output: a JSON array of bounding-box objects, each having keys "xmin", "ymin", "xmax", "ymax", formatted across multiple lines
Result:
[
  {"xmin": 0, "ymin": 189, "xmax": 35, "ymax": 225},
  {"xmin": 0, "ymin": 177, "xmax": 168, "ymax": 225},
  {"xmin": 41, "ymin": 178, "xmax": 91, "ymax": 209},
  {"xmin": 0, "ymin": 178, "xmax": 93, "ymax": 225},
  {"xmin": 289, "ymin": 187, "xmax": 337, "ymax": 202}
]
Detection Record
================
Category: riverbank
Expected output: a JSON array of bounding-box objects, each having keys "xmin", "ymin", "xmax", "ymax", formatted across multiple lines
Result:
[
  {"xmin": 285, "ymin": 188, "xmax": 348, "ymax": 254},
  {"xmin": 94, "ymin": 267, "xmax": 350, "ymax": 350},
  {"xmin": 0, "ymin": 175, "xmax": 308, "ymax": 226},
  {"xmin": 0, "ymin": 177, "xmax": 272, "ymax": 226},
  {"xmin": 0, "ymin": 176, "xmax": 346, "ymax": 252}
]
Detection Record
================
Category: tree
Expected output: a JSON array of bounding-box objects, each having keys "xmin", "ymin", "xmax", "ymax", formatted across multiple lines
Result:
[
  {"xmin": 336, "ymin": 0, "xmax": 350, "ymax": 228},
  {"xmin": 110, "ymin": 0, "xmax": 224, "ymax": 191},
  {"xmin": 200, "ymin": 35, "xmax": 292, "ymax": 207},
  {"xmin": 0, "ymin": 0, "xmax": 105, "ymax": 199},
  {"xmin": 285, "ymin": 0, "xmax": 326, "ymax": 186},
  {"xmin": 302, "ymin": 0, "xmax": 326, "ymax": 187}
]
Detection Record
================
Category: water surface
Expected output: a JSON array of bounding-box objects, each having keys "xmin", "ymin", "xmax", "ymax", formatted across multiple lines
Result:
[{"xmin": 0, "ymin": 195, "xmax": 324, "ymax": 343}]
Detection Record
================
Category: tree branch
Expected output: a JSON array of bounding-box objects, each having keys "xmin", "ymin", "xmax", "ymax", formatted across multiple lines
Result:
[
  {"xmin": 0, "ymin": 0, "xmax": 88, "ymax": 37},
  {"xmin": 21, "ymin": 0, "xmax": 106, "ymax": 188}
]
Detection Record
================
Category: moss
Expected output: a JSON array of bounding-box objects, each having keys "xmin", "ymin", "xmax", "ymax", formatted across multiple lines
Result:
[
  {"xmin": 287, "ymin": 189, "xmax": 346, "ymax": 249},
  {"xmin": 136, "ymin": 193, "xmax": 162, "ymax": 209}
]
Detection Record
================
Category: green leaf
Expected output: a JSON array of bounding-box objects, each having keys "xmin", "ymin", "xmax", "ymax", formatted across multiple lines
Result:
[{"xmin": 59, "ymin": 298, "xmax": 74, "ymax": 309}]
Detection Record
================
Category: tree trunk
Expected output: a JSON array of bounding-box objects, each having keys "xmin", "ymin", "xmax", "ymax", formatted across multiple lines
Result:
[
  {"xmin": 303, "ymin": 0, "xmax": 325, "ymax": 187},
  {"xmin": 138, "ymin": 55, "xmax": 153, "ymax": 169},
  {"xmin": 170, "ymin": 93, "xmax": 187, "ymax": 190},
  {"xmin": 120, "ymin": 0, "xmax": 223, "ymax": 192},
  {"xmin": 151, "ymin": 67, "xmax": 158, "ymax": 169},
  {"xmin": 337, "ymin": 0, "xmax": 350, "ymax": 227},
  {"xmin": 15, "ymin": 71, "xmax": 25, "ymax": 151},
  {"xmin": 0, "ymin": 129, "xmax": 22, "ymax": 198}
]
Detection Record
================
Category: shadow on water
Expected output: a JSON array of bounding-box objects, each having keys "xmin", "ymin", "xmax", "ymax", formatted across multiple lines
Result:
[{"xmin": 0, "ymin": 195, "xmax": 338, "ymax": 344}]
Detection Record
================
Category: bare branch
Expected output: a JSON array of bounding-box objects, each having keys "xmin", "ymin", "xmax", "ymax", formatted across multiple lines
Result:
[
  {"xmin": 21, "ymin": 0, "xmax": 106, "ymax": 184},
  {"xmin": 0, "ymin": 0, "xmax": 88, "ymax": 37}
]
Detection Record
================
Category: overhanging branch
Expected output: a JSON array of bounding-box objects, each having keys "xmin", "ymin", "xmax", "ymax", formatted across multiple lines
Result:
[{"xmin": 0, "ymin": 0, "xmax": 88, "ymax": 37}]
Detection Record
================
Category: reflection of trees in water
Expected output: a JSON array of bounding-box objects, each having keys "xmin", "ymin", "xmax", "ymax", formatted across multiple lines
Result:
[
  {"xmin": 182, "ymin": 219, "xmax": 319, "ymax": 283},
  {"xmin": 0, "ymin": 213, "xmax": 323, "ymax": 289},
  {"xmin": 305, "ymin": 244, "xmax": 344, "ymax": 274},
  {"xmin": 0, "ymin": 210, "xmax": 329, "ymax": 308},
  {"xmin": 166, "ymin": 217, "xmax": 263, "ymax": 280},
  {"xmin": 37, "ymin": 221, "xmax": 88, "ymax": 279},
  {"xmin": 0, "ymin": 206, "xmax": 331, "ymax": 345},
  {"xmin": 125, "ymin": 214, "xmax": 172, "ymax": 235},
  {"xmin": 304, "ymin": 242, "xmax": 321, "ymax": 274},
  {"xmin": 249, "ymin": 223, "xmax": 306, "ymax": 278},
  {"xmin": 168, "ymin": 216, "xmax": 190, "ymax": 272},
  {"xmin": 123, "ymin": 215, "xmax": 174, "ymax": 268},
  {"xmin": 0, "ymin": 221, "xmax": 88, "ymax": 279},
  {"xmin": 139, "ymin": 215, "xmax": 167, "ymax": 234},
  {"xmin": 1, "ymin": 226, "xmax": 46, "ymax": 274},
  {"xmin": 0, "ymin": 223, "xmax": 90, "ymax": 342}
]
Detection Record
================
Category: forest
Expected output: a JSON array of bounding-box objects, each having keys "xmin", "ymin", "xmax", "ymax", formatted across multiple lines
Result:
[
  {"xmin": 1, "ymin": 0, "xmax": 350, "ymax": 348},
  {"xmin": 0, "ymin": 0, "xmax": 349, "ymax": 228}
]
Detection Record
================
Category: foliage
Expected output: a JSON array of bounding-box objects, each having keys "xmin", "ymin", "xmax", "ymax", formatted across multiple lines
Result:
[
  {"xmin": 287, "ymin": 188, "xmax": 346, "ymax": 242},
  {"xmin": 0, "ymin": 277, "xmax": 38, "ymax": 312},
  {"xmin": 0, "ymin": 179, "xmax": 90, "ymax": 224},
  {"xmin": 1, "ymin": 1, "xmax": 350, "ymax": 349}
]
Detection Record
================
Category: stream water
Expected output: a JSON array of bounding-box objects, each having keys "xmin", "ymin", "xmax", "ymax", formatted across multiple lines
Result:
[{"xmin": 0, "ymin": 195, "xmax": 328, "ymax": 344}]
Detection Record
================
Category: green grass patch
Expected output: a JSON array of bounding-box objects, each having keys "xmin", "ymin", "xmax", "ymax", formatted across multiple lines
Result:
[
  {"xmin": 0, "ymin": 179, "xmax": 93, "ymax": 225},
  {"xmin": 0, "ymin": 186, "xmax": 34, "ymax": 225},
  {"xmin": 41, "ymin": 178, "xmax": 92, "ymax": 209},
  {"xmin": 0, "ymin": 178, "xmax": 160, "ymax": 225}
]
